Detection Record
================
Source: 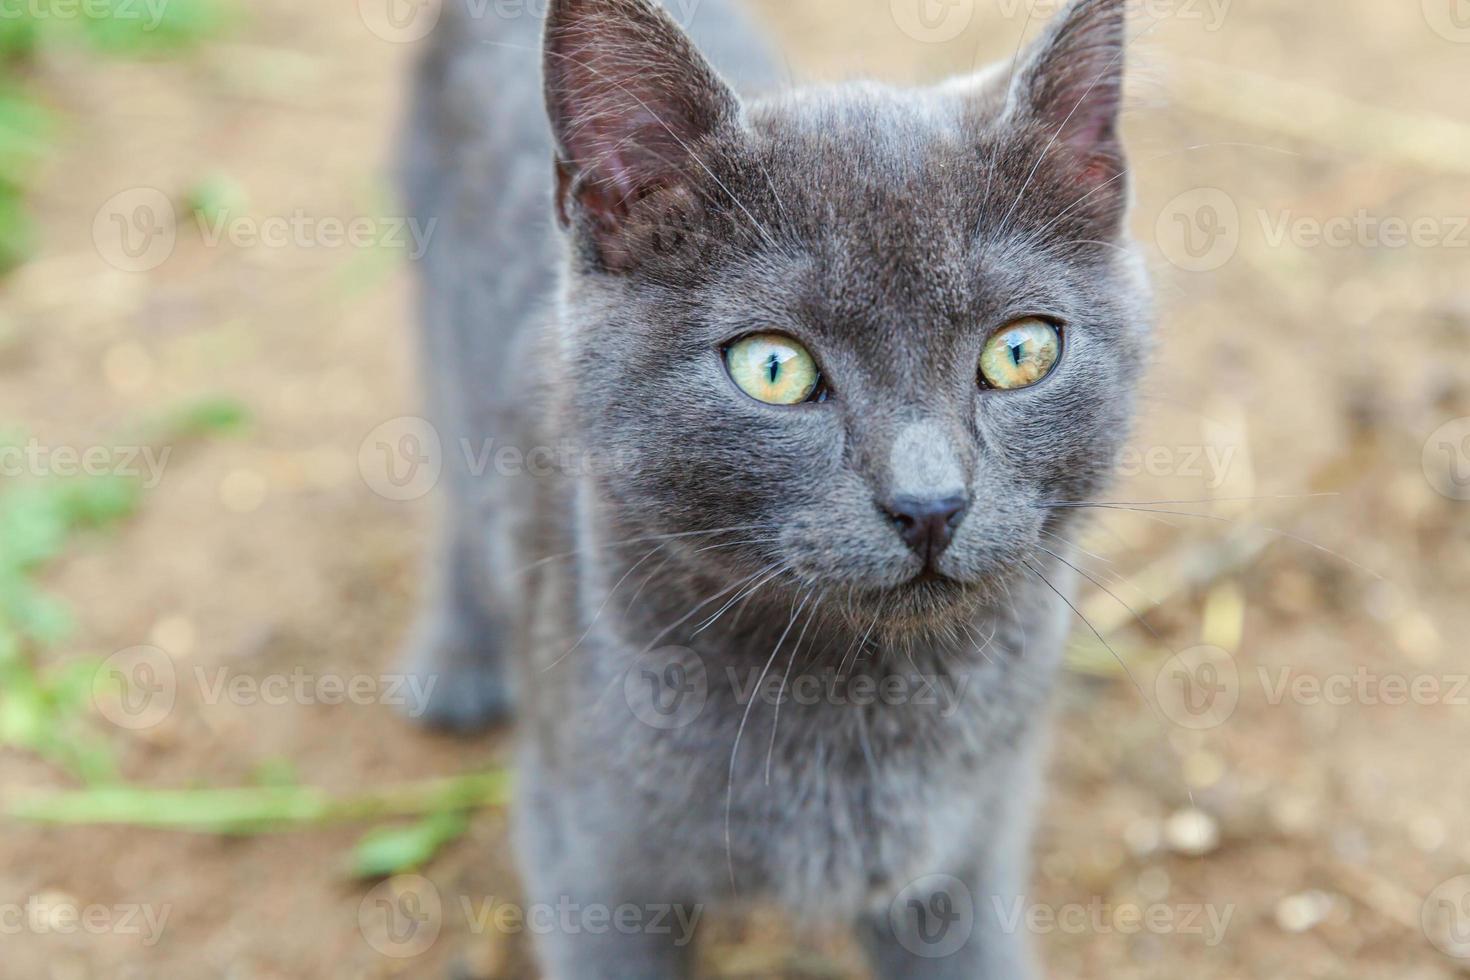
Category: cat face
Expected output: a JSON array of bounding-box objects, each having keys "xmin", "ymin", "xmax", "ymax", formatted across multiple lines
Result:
[{"xmin": 546, "ymin": 0, "xmax": 1150, "ymax": 626}]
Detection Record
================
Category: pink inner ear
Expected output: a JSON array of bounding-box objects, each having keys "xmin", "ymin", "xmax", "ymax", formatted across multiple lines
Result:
[{"xmin": 1063, "ymin": 104, "xmax": 1121, "ymax": 187}]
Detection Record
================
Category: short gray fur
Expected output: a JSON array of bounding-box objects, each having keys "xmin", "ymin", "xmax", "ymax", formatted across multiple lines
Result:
[{"xmin": 398, "ymin": 0, "xmax": 1151, "ymax": 976}]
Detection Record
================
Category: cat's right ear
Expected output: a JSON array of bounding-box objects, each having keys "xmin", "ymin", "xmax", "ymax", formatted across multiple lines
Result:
[{"xmin": 543, "ymin": 0, "xmax": 739, "ymax": 263}]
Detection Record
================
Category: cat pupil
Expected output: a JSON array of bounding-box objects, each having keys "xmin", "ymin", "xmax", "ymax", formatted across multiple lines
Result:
[
  {"xmin": 766, "ymin": 354, "xmax": 781, "ymax": 383},
  {"xmin": 1010, "ymin": 339, "xmax": 1027, "ymax": 366}
]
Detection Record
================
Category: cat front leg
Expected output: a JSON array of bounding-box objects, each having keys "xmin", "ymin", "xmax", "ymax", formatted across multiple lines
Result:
[
  {"xmin": 859, "ymin": 861, "xmax": 1037, "ymax": 980},
  {"xmin": 515, "ymin": 774, "xmax": 701, "ymax": 980},
  {"xmin": 397, "ymin": 521, "xmax": 515, "ymax": 733}
]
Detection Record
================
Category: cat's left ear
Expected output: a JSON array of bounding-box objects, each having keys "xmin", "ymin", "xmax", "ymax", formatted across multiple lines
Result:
[{"xmin": 1007, "ymin": 0, "xmax": 1128, "ymax": 196}]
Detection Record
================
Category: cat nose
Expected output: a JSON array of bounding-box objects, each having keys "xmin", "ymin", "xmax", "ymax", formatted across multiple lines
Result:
[{"xmin": 882, "ymin": 495, "xmax": 969, "ymax": 565}]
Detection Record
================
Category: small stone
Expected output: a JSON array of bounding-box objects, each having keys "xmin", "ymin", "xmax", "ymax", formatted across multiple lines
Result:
[
  {"xmin": 102, "ymin": 341, "xmax": 154, "ymax": 394},
  {"xmin": 1409, "ymin": 814, "xmax": 1446, "ymax": 854},
  {"xmin": 1275, "ymin": 891, "xmax": 1333, "ymax": 934},
  {"xmin": 1183, "ymin": 751, "xmax": 1226, "ymax": 790},
  {"xmin": 1164, "ymin": 808, "xmax": 1220, "ymax": 857},
  {"xmin": 219, "ymin": 469, "xmax": 268, "ymax": 513},
  {"xmin": 149, "ymin": 615, "xmax": 197, "ymax": 658},
  {"xmin": 1123, "ymin": 818, "xmax": 1162, "ymax": 858},
  {"xmin": 1138, "ymin": 866, "xmax": 1171, "ymax": 903}
]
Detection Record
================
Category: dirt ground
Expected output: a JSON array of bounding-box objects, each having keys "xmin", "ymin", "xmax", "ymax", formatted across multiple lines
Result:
[{"xmin": 3, "ymin": 0, "xmax": 1469, "ymax": 977}]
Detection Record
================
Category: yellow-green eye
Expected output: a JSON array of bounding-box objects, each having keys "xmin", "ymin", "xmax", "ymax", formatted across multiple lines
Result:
[
  {"xmin": 979, "ymin": 318, "xmax": 1062, "ymax": 391},
  {"xmin": 725, "ymin": 333, "xmax": 821, "ymax": 405}
]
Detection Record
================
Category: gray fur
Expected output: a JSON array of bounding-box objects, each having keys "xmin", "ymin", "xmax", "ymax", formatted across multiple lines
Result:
[{"xmin": 398, "ymin": 0, "xmax": 1151, "ymax": 975}]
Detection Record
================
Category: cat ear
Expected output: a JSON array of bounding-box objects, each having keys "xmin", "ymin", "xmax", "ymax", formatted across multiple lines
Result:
[
  {"xmin": 1007, "ymin": 0, "xmax": 1128, "ymax": 193},
  {"xmin": 543, "ymin": 0, "xmax": 739, "ymax": 245}
]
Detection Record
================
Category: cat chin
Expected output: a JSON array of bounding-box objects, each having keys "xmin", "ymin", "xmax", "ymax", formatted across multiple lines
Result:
[{"xmin": 834, "ymin": 573, "xmax": 999, "ymax": 634}]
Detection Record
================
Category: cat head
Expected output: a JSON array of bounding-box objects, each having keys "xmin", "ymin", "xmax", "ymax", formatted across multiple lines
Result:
[{"xmin": 543, "ymin": 0, "xmax": 1151, "ymax": 629}]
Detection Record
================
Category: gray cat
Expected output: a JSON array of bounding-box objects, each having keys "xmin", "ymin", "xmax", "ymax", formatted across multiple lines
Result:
[{"xmin": 398, "ymin": 0, "xmax": 1150, "ymax": 976}]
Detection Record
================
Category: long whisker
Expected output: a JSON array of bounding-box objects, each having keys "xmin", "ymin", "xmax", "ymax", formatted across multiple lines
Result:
[
  {"xmin": 1012, "ymin": 142, "xmax": 1299, "ymax": 256},
  {"xmin": 1036, "ymin": 544, "xmax": 1167, "ymax": 648},
  {"xmin": 693, "ymin": 562, "xmax": 792, "ymax": 636},
  {"xmin": 1049, "ymin": 503, "xmax": 1386, "ymax": 582},
  {"xmin": 1049, "ymin": 493, "xmax": 1336, "ymax": 508},
  {"xmin": 543, "ymin": 542, "xmax": 668, "ymax": 671},
  {"xmin": 727, "ymin": 591, "xmax": 810, "ymax": 896},
  {"xmin": 516, "ymin": 523, "xmax": 766, "ymax": 575},
  {"xmin": 1022, "ymin": 556, "xmax": 1147, "ymax": 702},
  {"xmin": 766, "ymin": 590, "xmax": 825, "ymax": 786}
]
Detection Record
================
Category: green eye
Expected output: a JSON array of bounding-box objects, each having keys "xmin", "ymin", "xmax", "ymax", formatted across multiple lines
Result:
[
  {"xmin": 725, "ymin": 333, "xmax": 821, "ymax": 405},
  {"xmin": 979, "ymin": 318, "xmax": 1062, "ymax": 391}
]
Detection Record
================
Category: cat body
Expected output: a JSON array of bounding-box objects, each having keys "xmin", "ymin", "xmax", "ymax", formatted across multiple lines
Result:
[{"xmin": 400, "ymin": 1, "xmax": 1150, "ymax": 976}]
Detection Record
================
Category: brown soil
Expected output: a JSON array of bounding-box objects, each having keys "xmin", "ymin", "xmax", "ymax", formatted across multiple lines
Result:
[{"xmin": 3, "ymin": 1, "xmax": 1468, "ymax": 977}]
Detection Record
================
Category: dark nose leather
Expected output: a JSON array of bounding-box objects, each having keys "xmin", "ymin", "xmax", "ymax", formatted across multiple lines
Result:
[{"xmin": 883, "ymin": 495, "xmax": 969, "ymax": 565}]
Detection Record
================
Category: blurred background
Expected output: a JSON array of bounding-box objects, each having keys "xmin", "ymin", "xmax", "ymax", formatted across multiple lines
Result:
[{"xmin": 0, "ymin": 0, "xmax": 1467, "ymax": 976}]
